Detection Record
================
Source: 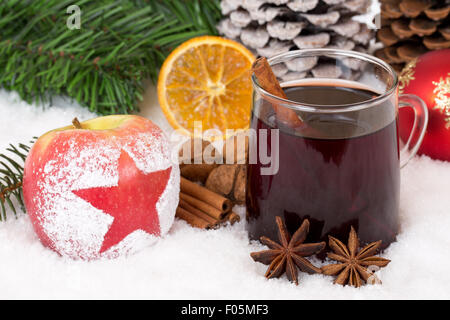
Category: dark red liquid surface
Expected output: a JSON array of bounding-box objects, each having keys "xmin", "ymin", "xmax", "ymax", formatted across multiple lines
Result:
[{"xmin": 246, "ymin": 85, "xmax": 400, "ymax": 250}]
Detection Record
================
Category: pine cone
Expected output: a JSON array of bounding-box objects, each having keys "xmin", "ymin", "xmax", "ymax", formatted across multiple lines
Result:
[
  {"xmin": 376, "ymin": 0, "xmax": 450, "ymax": 72},
  {"xmin": 217, "ymin": 0, "xmax": 375, "ymax": 81}
]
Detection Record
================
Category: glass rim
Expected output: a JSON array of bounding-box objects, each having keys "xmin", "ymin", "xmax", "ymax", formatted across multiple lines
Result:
[{"xmin": 251, "ymin": 48, "xmax": 399, "ymax": 113}]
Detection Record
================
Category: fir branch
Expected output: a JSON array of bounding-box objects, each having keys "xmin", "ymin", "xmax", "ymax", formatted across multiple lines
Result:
[
  {"xmin": 0, "ymin": 139, "xmax": 34, "ymax": 220},
  {"xmin": 0, "ymin": 0, "xmax": 221, "ymax": 115}
]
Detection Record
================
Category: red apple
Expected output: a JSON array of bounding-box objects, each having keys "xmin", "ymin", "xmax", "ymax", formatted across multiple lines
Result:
[{"xmin": 23, "ymin": 115, "xmax": 179, "ymax": 260}]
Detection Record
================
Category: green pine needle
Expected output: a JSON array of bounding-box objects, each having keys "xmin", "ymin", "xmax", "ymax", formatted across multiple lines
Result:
[
  {"xmin": 0, "ymin": 0, "xmax": 221, "ymax": 115},
  {"xmin": 0, "ymin": 139, "xmax": 35, "ymax": 220}
]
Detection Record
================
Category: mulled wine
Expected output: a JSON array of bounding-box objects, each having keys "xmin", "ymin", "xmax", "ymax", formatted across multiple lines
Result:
[{"xmin": 247, "ymin": 80, "xmax": 400, "ymax": 249}]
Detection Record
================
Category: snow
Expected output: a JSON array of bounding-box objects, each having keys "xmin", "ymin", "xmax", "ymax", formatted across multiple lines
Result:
[{"xmin": 1, "ymin": 87, "xmax": 450, "ymax": 299}]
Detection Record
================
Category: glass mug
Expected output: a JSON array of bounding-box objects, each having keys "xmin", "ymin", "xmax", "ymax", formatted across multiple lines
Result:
[{"xmin": 247, "ymin": 49, "xmax": 428, "ymax": 249}]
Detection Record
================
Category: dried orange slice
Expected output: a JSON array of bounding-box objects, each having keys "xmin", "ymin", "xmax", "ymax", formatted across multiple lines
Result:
[{"xmin": 158, "ymin": 36, "xmax": 255, "ymax": 139}]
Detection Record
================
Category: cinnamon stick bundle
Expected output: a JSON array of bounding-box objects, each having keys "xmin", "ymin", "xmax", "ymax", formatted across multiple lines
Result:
[
  {"xmin": 180, "ymin": 177, "xmax": 232, "ymax": 213},
  {"xmin": 176, "ymin": 207, "xmax": 211, "ymax": 229},
  {"xmin": 176, "ymin": 204, "xmax": 240, "ymax": 229},
  {"xmin": 180, "ymin": 192, "xmax": 225, "ymax": 220},
  {"xmin": 176, "ymin": 178, "xmax": 240, "ymax": 229},
  {"xmin": 179, "ymin": 198, "xmax": 217, "ymax": 224}
]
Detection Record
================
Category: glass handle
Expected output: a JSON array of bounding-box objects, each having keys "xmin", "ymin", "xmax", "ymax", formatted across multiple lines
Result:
[{"xmin": 398, "ymin": 94, "xmax": 428, "ymax": 168}]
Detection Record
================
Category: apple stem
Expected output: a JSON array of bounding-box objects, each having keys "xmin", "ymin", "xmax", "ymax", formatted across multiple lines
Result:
[{"xmin": 72, "ymin": 117, "xmax": 83, "ymax": 129}]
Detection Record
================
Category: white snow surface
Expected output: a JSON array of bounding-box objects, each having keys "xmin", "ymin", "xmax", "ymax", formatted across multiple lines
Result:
[{"xmin": 1, "ymin": 88, "xmax": 450, "ymax": 299}]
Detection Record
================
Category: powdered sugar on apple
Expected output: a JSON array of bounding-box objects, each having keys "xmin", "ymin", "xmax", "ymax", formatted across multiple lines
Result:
[{"xmin": 33, "ymin": 126, "xmax": 179, "ymax": 260}]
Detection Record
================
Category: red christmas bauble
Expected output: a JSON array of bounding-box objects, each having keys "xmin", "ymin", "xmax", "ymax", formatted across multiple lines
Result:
[
  {"xmin": 23, "ymin": 115, "xmax": 180, "ymax": 260},
  {"xmin": 398, "ymin": 49, "xmax": 450, "ymax": 161}
]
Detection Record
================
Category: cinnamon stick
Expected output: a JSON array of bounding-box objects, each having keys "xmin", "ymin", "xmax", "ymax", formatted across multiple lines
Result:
[
  {"xmin": 225, "ymin": 212, "xmax": 241, "ymax": 224},
  {"xmin": 180, "ymin": 192, "xmax": 226, "ymax": 220},
  {"xmin": 180, "ymin": 177, "xmax": 232, "ymax": 213},
  {"xmin": 176, "ymin": 196, "xmax": 241, "ymax": 229},
  {"xmin": 177, "ymin": 178, "xmax": 242, "ymax": 229},
  {"xmin": 179, "ymin": 198, "xmax": 217, "ymax": 224},
  {"xmin": 252, "ymin": 57, "xmax": 303, "ymax": 128},
  {"xmin": 176, "ymin": 207, "xmax": 211, "ymax": 229}
]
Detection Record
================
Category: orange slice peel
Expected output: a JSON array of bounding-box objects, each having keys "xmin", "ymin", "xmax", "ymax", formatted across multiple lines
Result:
[{"xmin": 158, "ymin": 36, "xmax": 255, "ymax": 139}]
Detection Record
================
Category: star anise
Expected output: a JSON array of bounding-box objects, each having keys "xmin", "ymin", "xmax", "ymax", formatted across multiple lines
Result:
[
  {"xmin": 321, "ymin": 226, "xmax": 391, "ymax": 287},
  {"xmin": 250, "ymin": 216, "xmax": 325, "ymax": 285}
]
